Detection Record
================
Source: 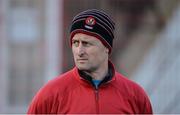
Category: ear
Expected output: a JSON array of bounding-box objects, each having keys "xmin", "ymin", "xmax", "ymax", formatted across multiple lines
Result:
[{"xmin": 105, "ymin": 47, "xmax": 109, "ymax": 54}]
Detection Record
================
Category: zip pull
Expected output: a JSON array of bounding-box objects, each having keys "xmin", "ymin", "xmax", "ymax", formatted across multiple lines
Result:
[
  {"xmin": 94, "ymin": 89, "xmax": 99, "ymax": 114},
  {"xmin": 95, "ymin": 89, "xmax": 99, "ymax": 101}
]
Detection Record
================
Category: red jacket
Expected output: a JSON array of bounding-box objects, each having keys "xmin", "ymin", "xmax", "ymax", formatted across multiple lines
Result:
[{"xmin": 27, "ymin": 62, "xmax": 152, "ymax": 114}]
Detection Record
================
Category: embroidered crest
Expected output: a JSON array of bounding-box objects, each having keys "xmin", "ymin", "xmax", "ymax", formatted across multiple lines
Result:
[{"xmin": 85, "ymin": 17, "xmax": 96, "ymax": 26}]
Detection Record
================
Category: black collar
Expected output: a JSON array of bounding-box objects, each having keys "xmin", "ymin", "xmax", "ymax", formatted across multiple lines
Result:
[{"xmin": 78, "ymin": 64, "xmax": 114, "ymax": 88}]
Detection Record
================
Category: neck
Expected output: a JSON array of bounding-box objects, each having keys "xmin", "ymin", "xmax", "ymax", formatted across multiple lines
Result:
[{"xmin": 84, "ymin": 61, "xmax": 109, "ymax": 80}]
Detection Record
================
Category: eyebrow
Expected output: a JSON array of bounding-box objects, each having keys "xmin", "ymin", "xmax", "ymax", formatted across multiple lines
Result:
[
  {"xmin": 72, "ymin": 38, "xmax": 94, "ymax": 43},
  {"xmin": 72, "ymin": 39, "xmax": 78, "ymax": 42}
]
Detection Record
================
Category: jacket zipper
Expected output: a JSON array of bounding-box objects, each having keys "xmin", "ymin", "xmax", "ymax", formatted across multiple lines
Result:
[{"xmin": 95, "ymin": 88, "xmax": 99, "ymax": 114}]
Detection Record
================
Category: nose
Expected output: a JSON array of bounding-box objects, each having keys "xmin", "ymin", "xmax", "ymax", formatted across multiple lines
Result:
[{"xmin": 77, "ymin": 43, "xmax": 85, "ymax": 56}]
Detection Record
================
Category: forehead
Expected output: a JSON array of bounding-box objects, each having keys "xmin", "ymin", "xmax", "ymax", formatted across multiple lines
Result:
[{"xmin": 72, "ymin": 33, "xmax": 100, "ymax": 43}]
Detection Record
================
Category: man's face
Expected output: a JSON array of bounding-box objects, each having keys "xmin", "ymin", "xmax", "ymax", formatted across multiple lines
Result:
[{"xmin": 72, "ymin": 33, "xmax": 109, "ymax": 72}]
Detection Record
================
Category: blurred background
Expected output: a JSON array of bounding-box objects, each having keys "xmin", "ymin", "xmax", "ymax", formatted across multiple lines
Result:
[{"xmin": 0, "ymin": 0, "xmax": 180, "ymax": 113}]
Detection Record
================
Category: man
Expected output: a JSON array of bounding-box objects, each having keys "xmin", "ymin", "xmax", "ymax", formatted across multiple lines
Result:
[{"xmin": 27, "ymin": 9, "xmax": 153, "ymax": 114}]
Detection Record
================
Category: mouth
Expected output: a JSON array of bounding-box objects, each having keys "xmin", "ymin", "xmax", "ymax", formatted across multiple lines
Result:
[{"xmin": 76, "ymin": 59, "xmax": 88, "ymax": 62}]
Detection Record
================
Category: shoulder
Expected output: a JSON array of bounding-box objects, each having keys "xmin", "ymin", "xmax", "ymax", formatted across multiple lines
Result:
[
  {"xmin": 114, "ymin": 72, "xmax": 147, "ymax": 95},
  {"xmin": 114, "ymin": 72, "xmax": 153, "ymax": 113},
  {"xmin": 113, "ymin": 72, "xmax": 150, "ymax": 104},
  {"xmin": 27, "ymin": 68, "xmax": 79, "ymax": 113},
  {"xmin": 30, "ymin": 68, "xmax": 78, "ymax": 104},
  {"xmin": 38, "ymin": 68, "xmax": 78, "ymax": 98}
]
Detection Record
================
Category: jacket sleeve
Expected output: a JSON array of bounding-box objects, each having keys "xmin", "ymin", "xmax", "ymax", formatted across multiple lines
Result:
[
  {"xmin": 27, "ymin": 85, "xmax": 61, "ymax": 114},
  {"xmin": 142, "ymin": 95, "xmax": 153, "ymax": 114},
  {"xmin": 131, "ymin": 82, "xmax": 153, "ymax": 114},
  {"xmin": 136, "ymin": 88, "xmax": 153, "ymax": 114},
  {"xmin": 27, "ymin": 92, "xmax": 52, "ymax": 114}
]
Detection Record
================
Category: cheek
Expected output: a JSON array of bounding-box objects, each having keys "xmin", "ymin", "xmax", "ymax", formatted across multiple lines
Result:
[
  {"xmin": 92, "ymin": 49, "xmax": 107, "ymax": 60},
  {"xmin": 72, "ymin": 47, "xmax": 77, "ymax": 55},
  {"xmin": 72, "ymin": 49, "xmax": 77, "ymax": 59},
  {"xmin": 89, "ymin": 50, "xmax": 101, "ymax": 59}
]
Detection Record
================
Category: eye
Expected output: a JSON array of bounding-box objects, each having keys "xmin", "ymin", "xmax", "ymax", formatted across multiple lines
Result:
[
  {"xmin": 72, "ymin": 40, "xmax": 79, "ymax": 47},
  {"xmin": 82, "ymin": 41, "xmax": 91, "ymax": 47}
]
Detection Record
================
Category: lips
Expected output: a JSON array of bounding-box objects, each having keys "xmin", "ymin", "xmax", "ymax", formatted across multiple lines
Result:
[
  {"xmin": 77, "ymin": 59, "xmax": 88, "ymax": 61},
  {"xmin": 77, "ymin": 59, "xmax": 88, "ymax": 62}
]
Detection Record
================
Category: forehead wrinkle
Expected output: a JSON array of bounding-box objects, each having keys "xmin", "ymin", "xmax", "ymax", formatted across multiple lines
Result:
[{"xmin": 73, "ymin": 34, "xmax": 98, "ymax": 43}]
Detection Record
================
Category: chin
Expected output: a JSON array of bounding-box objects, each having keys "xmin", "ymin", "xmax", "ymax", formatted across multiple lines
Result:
[
  {"xmin": 77, "ymin": 67, "xmax": 88, "ymax": 71},
  {"xmin": 76, "ymin": 65, "xmax": 89, "ymax": 71}
]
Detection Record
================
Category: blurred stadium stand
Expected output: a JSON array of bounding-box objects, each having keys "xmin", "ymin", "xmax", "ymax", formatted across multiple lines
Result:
[
  {"xmin": 132, "ymin": 4, "xmax": 180, "ymax": 113},
  {"xmin": 0, "ymin": 0, "xmax": 179, "ymax": 113}
]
